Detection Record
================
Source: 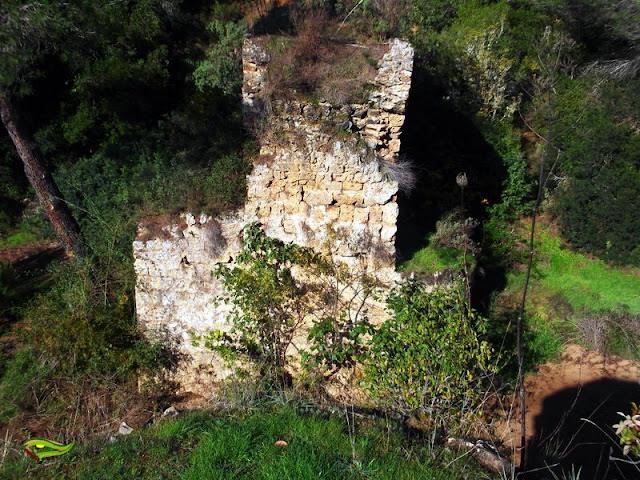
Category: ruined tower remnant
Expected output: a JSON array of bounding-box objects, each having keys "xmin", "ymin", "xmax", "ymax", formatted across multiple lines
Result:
[{"xmin": 133, "ymin": 37, "xmax": 414, "ymax": 394}]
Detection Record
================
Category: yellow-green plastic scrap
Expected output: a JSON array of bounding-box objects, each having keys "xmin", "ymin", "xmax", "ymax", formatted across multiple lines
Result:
[{"xmin": 24, "ymin": 438, "xmax": 74, "ymax": 462}]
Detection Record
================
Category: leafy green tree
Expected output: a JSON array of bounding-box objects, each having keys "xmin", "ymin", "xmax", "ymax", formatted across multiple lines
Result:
[{"xmin": 193, "ymin": 20, "xmax": 246, "ymax": 96}]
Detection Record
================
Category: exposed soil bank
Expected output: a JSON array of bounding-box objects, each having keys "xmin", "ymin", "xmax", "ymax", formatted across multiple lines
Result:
[{"xmin": 497, "ymin": 344, "xmax": 640, "ymax": 479}]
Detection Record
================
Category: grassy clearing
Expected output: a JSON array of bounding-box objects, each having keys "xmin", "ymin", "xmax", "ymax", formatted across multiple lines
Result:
[
  {"xmin": 0, "ymin": 231, "xmax": 38, "ymax": 248},
  {"xmin": 492, "ymin": 220, "xmax": 640, "ymax": 363},
  {"xmin": 505, "ymin": 224, "xmax": 640, "ymax": 316},
  {"xmin": 398, "ymin": 236, "xmax": 465, "ymax": 274},
  {"xmin": 2, "ymin": 404, "xmax": 496, "ymax": 479}
]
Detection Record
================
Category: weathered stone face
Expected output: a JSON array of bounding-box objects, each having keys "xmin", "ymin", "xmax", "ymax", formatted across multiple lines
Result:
[{"xmin": 133, "ymin": 37, "xmax": 414, "ymax": 396}]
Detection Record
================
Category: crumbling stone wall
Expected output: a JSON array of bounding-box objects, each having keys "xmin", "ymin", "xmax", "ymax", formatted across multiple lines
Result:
[{"xmin": 134, "ymin": 37, "xmax": 414, "ymax": 395}]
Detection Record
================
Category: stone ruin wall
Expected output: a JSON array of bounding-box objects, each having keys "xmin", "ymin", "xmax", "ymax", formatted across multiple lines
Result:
[{"xmin": 133, "ymin": 38, "xmax": 414, "ymax": 396}]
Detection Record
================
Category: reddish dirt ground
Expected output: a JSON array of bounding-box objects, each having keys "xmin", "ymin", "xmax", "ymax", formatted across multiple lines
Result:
[{"xmin": 496, "ymin": 344, "xmax": 640, "ymax": 479}]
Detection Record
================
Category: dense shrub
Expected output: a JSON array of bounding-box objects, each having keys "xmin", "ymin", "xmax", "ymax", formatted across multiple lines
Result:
[
  {"xmin": 198, "ymin": 224, "xmax": 379, "ymax": 386},
  {"xmin": 21, "ymin": 260, "xmax": 170, "ymax": 377},
  {"xmin": 193, "ymin": 20, "xmax": 246, "ymax": 96},
  {"xmin": 552, "ymin": 78, "xmax": 640, "ymax": 265},
  {"xmin": 363, "ymin": 280, "xmax": 496, "ymax": 426}
]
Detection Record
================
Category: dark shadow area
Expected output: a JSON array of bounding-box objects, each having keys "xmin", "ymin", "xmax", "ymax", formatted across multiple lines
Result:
[
  {"xmin": 524, "ymin": 378, "xmax": 640, "ymax": 480},
  {"xmin": 395, "ymin": 66, "xmax": 506, "ymax": 265},
  {"xmin": 470, "ymin": 261, "xmax": 507, "ymax": 314},
  {"xmin": 0, "ymin": 246, "xmax": 64, "ymax": 328},
  {"xmin": 251, "ymin": 5, "xmax": 294, "ymax": 35}
]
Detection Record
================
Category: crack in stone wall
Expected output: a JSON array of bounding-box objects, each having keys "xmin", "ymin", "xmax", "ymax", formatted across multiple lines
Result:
[{"xmin": 134, "ymin": 37, "xmax": 414, "ymax": 396}]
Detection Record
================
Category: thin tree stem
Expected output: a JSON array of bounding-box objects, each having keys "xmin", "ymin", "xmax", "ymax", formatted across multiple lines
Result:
[{"xmin": 517, "ymin": 121, "xmax": 553, "ymax": 468}]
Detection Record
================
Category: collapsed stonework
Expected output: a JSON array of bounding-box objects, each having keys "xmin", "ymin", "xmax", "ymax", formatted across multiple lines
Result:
[{"xmin": 133, "ymin": 37, "xmax": 414, "ymax": 395}]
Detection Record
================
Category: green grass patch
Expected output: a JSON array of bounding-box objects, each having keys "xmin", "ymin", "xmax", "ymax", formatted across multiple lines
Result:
[
  {"xmin": 505, "ymin": 225, "xmax": 640, "ymax": 316},
  {"xmin": 0, "ymin": 231, "xmax": 38, "ymax": 248},
  {"xmin": 398, "ymin": 237, "xmax": 466, "ymax": 274},
  {"xmin": 2, "ymin": 404, "xmax": 496, "ymax": 479}
]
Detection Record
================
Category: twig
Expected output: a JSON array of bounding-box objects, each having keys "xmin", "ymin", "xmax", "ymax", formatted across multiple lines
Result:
[
  {"xmin": 1, "ymin": 429, "xmax": 9, "ymax": 469},
  {"xmin": 332, "ymin": 0, "xmax": 366, "ymax": 40}
]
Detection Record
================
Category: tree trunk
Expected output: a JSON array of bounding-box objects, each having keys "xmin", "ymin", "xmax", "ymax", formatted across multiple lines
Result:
[{"xmin": 0, "ymin": 95, "xmax": 86, "ymax": 258}]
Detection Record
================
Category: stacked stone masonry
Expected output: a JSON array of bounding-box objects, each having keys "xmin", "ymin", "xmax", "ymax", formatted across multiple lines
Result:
[{"xmin": 134, "ymin": 37, "xmax": 414, "ymax": 395}]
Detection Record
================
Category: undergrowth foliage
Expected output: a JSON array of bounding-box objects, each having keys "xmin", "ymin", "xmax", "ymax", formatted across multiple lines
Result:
[
  {"xmin": 21, "ymin": 260, "xmax": 173, "ymax": 377},
  {"xmin": 201, "ymin": 222, "xmax": 326, "ymax": 386},
  {"xmin": 614, "ymin": 402, "xmax": 640, "ymax": 457},
  {"xmin": 197, "ymin": 223, "xmax": 382, "ymax": 388},
  {"xmin": 200, "ymin": 224, "xmax": 498, "ymax": 425},
  {"xmin": 363, "ymin": 279, "xmax": 496, "ymax": 427}
]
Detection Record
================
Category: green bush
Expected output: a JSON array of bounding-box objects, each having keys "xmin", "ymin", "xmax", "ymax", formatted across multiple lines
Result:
[
  {"xmin": 193, "ymin": 20, "xmax": 246, "ymax": 96},
  {"xmin": 21, "ymin": 260, "xmax": 171, "ymax": 377},
  {"xmin": 552, "ymin": 77, "xmax": 640, "ymax": 266},
  {"xmin": 0, "ymin": 347, "xmax": 49, "ymax": 421},
  {"xmin": 200, "ymin": 223, "xmax": 325, "ymax": 386},
  {"xmin": 363, "ymin": 280, "xmax": 496, "ymax": 426}
]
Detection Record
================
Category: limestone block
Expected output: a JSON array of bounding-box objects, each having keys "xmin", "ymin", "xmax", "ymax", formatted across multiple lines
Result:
[
  {"xmin": 388, "ymin": 138, "xmax": 401, "ymax": 154},
  {"xmin": 353, "ymin": 206, "xmax": 369, "ymax": 224},
  {"xmin": 327, "ymin": 181, "xmax": 343, "ymax": 193},
  {"xmin": 316, "ymin": 172, "xmax": 332, "ymax": 183},
  {"xmin": 339, "ymin": 205, "xmax": 355, "ymax": 223},
  {"xmin": 287, "ymin": 171, "xmax": 305, "ymax": 182},
  {"xmin": 381, "ymin": 202, "xmax": 399, "ymax": 225},
  {"xmin": 333, "ymin": 193, "xmax": 361, "ymax": 205},
  {"xmin": 352, "ymin": 117, "xmax": 367, "ymax": 130},
  {"xmin": 284, "ymin": 202, "xmax": 298, "ymax": 215},
  {"xmin": 285, "ymin": 184, "xmax": 303, "ymax": 196},
  {"xmin": 368, "ymin": 223, "xmax": 382, "ymax": 236},
  {"xmin": 343, "ymin": 181, "xmax": 363, "ymax": 191},
  {"xmin": 270, "ymin": 203, "xmax": 284, "ymax": 218},
  {"xmin": 304, "ymin": 189, "xmax": 333, "ymax": 205},
  {"xmin": 386, "ymin": 113, "xmax": 404, "ymax": 128},
  {"xmin": 381, "ymin": 225, "xmax": 397, "ymax": 242},
  {"xmin": 363, "ymin": 123, "xmax": 385, "ymax": 135},
  {"xmin": 283, "ymin": 218, "xmax": 296, "ymax": 234},
  {"xmin": 311, "ymin": 206, "xmax": 327, "ymax": 225},
  {"xmin": 327, "ymin": 163, "xmax": 345, "ymax": 174},
  {"xmin": 288, "ymin": 162, "xmax": 300, "ymax": 172},
  {"xmin": 363, "ymin": 181, "xmax": 397, "ymax": 205},
  {"xmin": 326, "ymin": 205, "xmax": 340, "ymax": 222}
]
